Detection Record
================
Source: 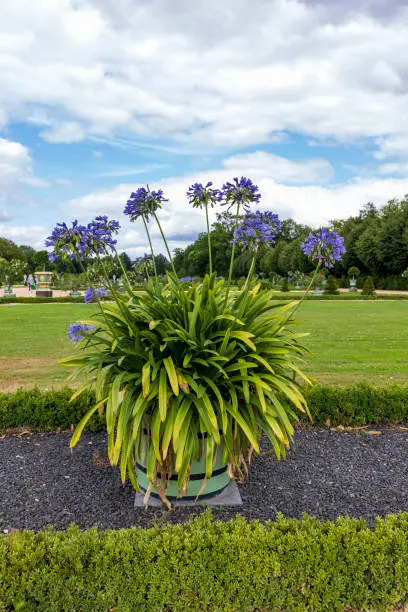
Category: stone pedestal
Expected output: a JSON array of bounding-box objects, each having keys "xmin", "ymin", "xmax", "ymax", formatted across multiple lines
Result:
[
  {"xmin": 36, "ymin": 290, "xmax": 53, "ymax": 298},
  {"xmin": 135, "ymin": 480, "xmax": 242, "ymax": 508}
]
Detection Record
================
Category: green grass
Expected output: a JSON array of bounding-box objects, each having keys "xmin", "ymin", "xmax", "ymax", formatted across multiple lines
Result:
[{"xmin": 0, "ymin": 301, "xmax": 407, "ymax": 390}]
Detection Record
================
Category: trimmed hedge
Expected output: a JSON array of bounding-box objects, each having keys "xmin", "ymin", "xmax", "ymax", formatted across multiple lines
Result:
[
  {"xmin": 0, "ymin": 296, "xmax": 84, "ymax": 304},
  {"xmin": 1, "ymin": 512, "xmax": 408, "ymax": 610},
  {"xmin": 306, "ymin": 383, "xmax": 408, "ymax": 426},
  {"xmin": 1, "ymin": 383, "xmax": 407, "ymax": 431},
  {"xmin": 268, "ymin": 292, "xmax": 408, "ymax": 300},
  {"xmin": 0, "ymin": 387, "xmax": 104, "ymax": 431},
  {"xmin": 1, "ymin": 292, "xmax": 408, "ymax": 305}
]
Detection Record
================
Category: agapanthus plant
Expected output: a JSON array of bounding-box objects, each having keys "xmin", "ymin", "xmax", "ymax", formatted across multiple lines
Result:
[
  {"xmin": 52, "ymin": 178, "xmax": 345, "ymax": 507},
  {"xmin": 187, "ymin": 182, "xmax": 222, "ymax": 274}
]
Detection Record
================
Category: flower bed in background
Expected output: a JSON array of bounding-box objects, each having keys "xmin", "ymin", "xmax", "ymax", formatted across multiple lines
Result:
[
  {"xmin": 1, "ymin": 512, "xmax": 408, "ymax": 611},
  {"xmin": 1, "ymin": 383, "xmax": 407, "ymax": 432}
]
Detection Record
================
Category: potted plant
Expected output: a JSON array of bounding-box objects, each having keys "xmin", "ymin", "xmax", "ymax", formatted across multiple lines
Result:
[
  {"xmin": 348, "ymin": 266, "xmax": 360, "ymax": 292},
  {"xmin": 47, "ymin": 181, "xmax": 345, "ymax": 507}
]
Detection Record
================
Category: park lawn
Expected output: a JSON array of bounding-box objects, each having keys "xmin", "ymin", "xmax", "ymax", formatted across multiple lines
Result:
[{"xmin": 0, "ymin": 301, "xmax": 407, "ymax": 391}]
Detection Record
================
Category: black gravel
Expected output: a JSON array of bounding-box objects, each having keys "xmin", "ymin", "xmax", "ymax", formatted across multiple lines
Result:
[{"xmin": 1, "ymin": 427, "xmax": 407, "ymax": 532}]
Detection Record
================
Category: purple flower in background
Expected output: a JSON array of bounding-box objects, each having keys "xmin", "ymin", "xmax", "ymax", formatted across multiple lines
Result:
[
  {"xmin": 221, "ymin": 177, "xmax": 261, "ymax": 211},
  {"xmin": 124, "ymin": 187, "xmax": 168, "ymax": 222},
  {"xmin": 67, "ymin": 322, "xmax": 95, "ymax": 344},
  {"xmin": 187, "ymin": 181, "xmax": 222, "ymax": 209},
  {"xmin": 84, "ymin": 287, "xmax": 94, "ymax": 304},
  {"xmin": 179, "ymin": 276, "xmax": 194, "ymax": 282},
  {"xmin": 46, "ymin": 220, "xmax": 88, "ymax": 261},
  {"xmin": 232, "ymin": 211, "xmax": 281, "ymax": 251},
  {"xmin": 85, "ymin": 216, "xmax": 119, "ymax": 254},
  {"xmin": 301, "ymin": 228, "xmax": 346, "ymax": 268},
  {"xmin": 84, "ymin": 286, "xmax": 107, "ymax": 303}
]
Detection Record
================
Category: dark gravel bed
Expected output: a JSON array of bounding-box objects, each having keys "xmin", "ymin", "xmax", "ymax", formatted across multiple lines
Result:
[{"xmin": 1, "ymin": 427, "xmax": 407, "ymax": 531}]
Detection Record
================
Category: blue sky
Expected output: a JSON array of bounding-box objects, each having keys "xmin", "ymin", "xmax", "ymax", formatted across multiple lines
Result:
[{"xmin": 1, "ymin": 0, "xmax": 408, "ymax": 257}]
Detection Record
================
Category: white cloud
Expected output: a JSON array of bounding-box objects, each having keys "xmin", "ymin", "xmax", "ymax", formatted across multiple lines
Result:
[
  {"xmin": 0, "ymin": 137, "xmax": 51, "ymax": 204},
  {"xmin": 0, "ymin": 224, "xmax": 47, "ymax": 248},
  {"xmin": 222, "ymin": 151, "xmax": 333, "ymax": 184},
  {"xmin": 41, "ymin": 121, "xmax": 85, "ymax": 144},
  {"xmin": 0, "ymin": 0, "xmax": 408, "ymax": 153},
  {"xmin": 94, "ymin": 163, "xmax": 168, "ymax": 178}
]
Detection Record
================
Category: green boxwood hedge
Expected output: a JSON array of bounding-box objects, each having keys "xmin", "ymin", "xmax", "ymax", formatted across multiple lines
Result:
[
  {"xmin": 1, "ymin": 512, "xmax": 408, "ymax": 611},
  {"xmin": 0, "ymin": 383, "xmax": 407, "ymax": 432}
]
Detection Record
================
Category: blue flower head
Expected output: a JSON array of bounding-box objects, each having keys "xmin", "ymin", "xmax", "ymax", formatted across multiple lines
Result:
[
  {"xmin": 85, "ymin": 216, "xmax": 120, "ymax": 254},
  {"xmin": 67, "ymin": 322, "xmax": 95, "ymax": 344},
  {"xmin": 124, "ymin": 187, "xmax": 168, "ymax": 222},
  {"xmin": 187, "ymin": 181, "xmax": 222, "ymax": 209},
  {"xmin": 46, "ymin": 220, "xmax": 89, "ymax": 262},
  {"xmin": 301, "ymin": 228, "xmax": 346, "ymax": 268},
  {"xmin": 233, "ymin": 210, "xmax": 281, "ymax": 251},
  {"xmin": 221, "ymin": 177, "xmax": 261, "ymax": 212},
  {"xmin": 84, "ymin": 286, "xmax": 107, "ymax": 304}
]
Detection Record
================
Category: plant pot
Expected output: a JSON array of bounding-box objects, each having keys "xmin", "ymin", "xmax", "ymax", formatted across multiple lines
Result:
[{"xmin": 136, "ymin": 432, "xmax": 230, "ymax": 502}]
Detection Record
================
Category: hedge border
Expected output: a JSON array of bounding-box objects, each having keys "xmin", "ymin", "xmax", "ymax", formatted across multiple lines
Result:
[
  {"xmin": 1, "ymin": 512, "xmax": 408, "ymax": 610},
  {"xmin": 0, "ymin": 383, "xmax": 407, "ymax": 432},
  {"xmin": 1, "ymin": 292, "xmax": 408, "ymax": 304}
]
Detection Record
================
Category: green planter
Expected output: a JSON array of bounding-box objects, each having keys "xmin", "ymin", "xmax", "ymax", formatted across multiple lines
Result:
[{"xmin": 137, "ymin": 433, "xmax": 230, "ymax": 502}]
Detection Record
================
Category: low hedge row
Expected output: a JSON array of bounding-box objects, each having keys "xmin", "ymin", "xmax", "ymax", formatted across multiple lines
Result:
[
  {"xmin": 1, "ymin": 293, "xmax": 408, "ymax": 305},
  {"xmin": 1, "ymin": 512, "xmax": 408, "ymax": 610},
  {"xmin": 269, "ymin": 292, "xmax": 408, "ymax": 300},
  {"xmin": 0, "ymin": 296, "xmax": 84, "ymax": 304},
  {"xmin": 0, "ymin": 383, "xmax": 407, "ymax": 431}
]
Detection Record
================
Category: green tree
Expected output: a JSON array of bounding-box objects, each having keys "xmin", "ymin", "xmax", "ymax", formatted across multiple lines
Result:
[{"xmin": 0, "ymin": 238, "xmax": 26, "ymax": 262}]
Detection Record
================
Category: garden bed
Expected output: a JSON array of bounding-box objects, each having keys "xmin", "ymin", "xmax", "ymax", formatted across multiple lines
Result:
[{"xmin": 1, "ymin": 426, "xmax": 407, "ymax": 532}]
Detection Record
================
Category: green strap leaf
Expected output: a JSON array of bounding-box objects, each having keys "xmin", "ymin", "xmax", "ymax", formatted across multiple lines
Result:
[
  {"xmin": 163, "ymin": 356, "xmax": 179, "ymax": 396},
  {"xmin": 70, "ymin": 397, "xmax": 108, "ymax": 448},
  {"xmin": 142, "ymin": 363, "xmax": 151, "ymax": 398},
  {"xmin": 159, "ymin": 367, "xmax": 168, "ymax": 422}
]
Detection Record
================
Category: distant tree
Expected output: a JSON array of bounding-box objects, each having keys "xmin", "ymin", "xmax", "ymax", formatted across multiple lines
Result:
[
  {"xmin": 155, "ymin": 254, "xmax": 171, "ymax": 275},
  {"xmin": 0, "ymin": 237, "xmax": 25, "ymax": 262},
  {"xmin": 19, "ymin": 245, "xmax": 37, "ymax": 270},
  {"xmin": 119, "ymin": 252, "xmax": 133, "ymax": 271}
]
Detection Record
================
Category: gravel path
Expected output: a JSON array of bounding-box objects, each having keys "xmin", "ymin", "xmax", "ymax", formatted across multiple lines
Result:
[{"xmin": 1, "ymin": 427, "xmax": 407, "ymax": 531}]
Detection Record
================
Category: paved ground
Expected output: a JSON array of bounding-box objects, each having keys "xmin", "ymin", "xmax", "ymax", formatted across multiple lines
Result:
[{"xmin": 1, "ymin": 426, "xmax": 407, "ymax": 532}]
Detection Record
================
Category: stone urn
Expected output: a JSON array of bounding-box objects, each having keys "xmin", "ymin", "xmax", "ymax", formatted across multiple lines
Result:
[{"xmin": 34, "ymin": 271, "xmax": 54, "ymax": 298}]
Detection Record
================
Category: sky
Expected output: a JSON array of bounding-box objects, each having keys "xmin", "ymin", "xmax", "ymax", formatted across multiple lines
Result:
[{"xmin": 1, "ymin": 0, "xmax": 408, "ymax": 258}]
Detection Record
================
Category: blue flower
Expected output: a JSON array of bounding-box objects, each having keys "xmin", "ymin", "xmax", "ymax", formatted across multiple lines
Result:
[
  {"xmin": 46, "ymin": 216, "xmax": 119, "ymax": 262},
  {"xmin": 67, "ymin": 322, "xmax": 95, "ymax": 344},
  {"xmin": 84, "ymin": 286, "xmax": 107, "ymax": 303},
  {"xmin": 85, "ymin": 216, "xmax": 120, "ymax": 254},
  {"xmin": 220, "ymin": 177, "xmax": 261, "ymax": 211},
  {"xmin": 301, "ymin": 228, "xmax": 346, "ymax": 267},
  {"xmin": 187, "ymin": 181, "xmax": 222, "ymax": 209},
  {"xmin": 179, "ymin": 276, "xmax": 194, "ymax": 282},
  {"xmin": 46, "ymin": 220, "xmax": 88, "ymax": 261},
  {"xmin": 232, "ymin": 210, "xmax": 281, "ymax": 251},
  {"xmin": 124, "ymin": 187, "xmax": 168, "ymax": 222}
]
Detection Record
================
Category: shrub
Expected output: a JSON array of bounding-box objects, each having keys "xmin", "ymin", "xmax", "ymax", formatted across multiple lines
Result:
[
  {"xmin": 362, "ymin": 275, "xmax": 376, "ymax": 296},
  {"xmin": 1, "ymin": 512, "xmax": 408, "ymax": 611},
  {"xmin": 1, "ymin": 383, "xmax": 408, "ymax": 432},
  {"xmin": 323, "ymin": 275, "xmax": 339, "ymax": 295},
  {"xmin": 281, "ymin": 277, "xmax": 289, "ymax": 291}
]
